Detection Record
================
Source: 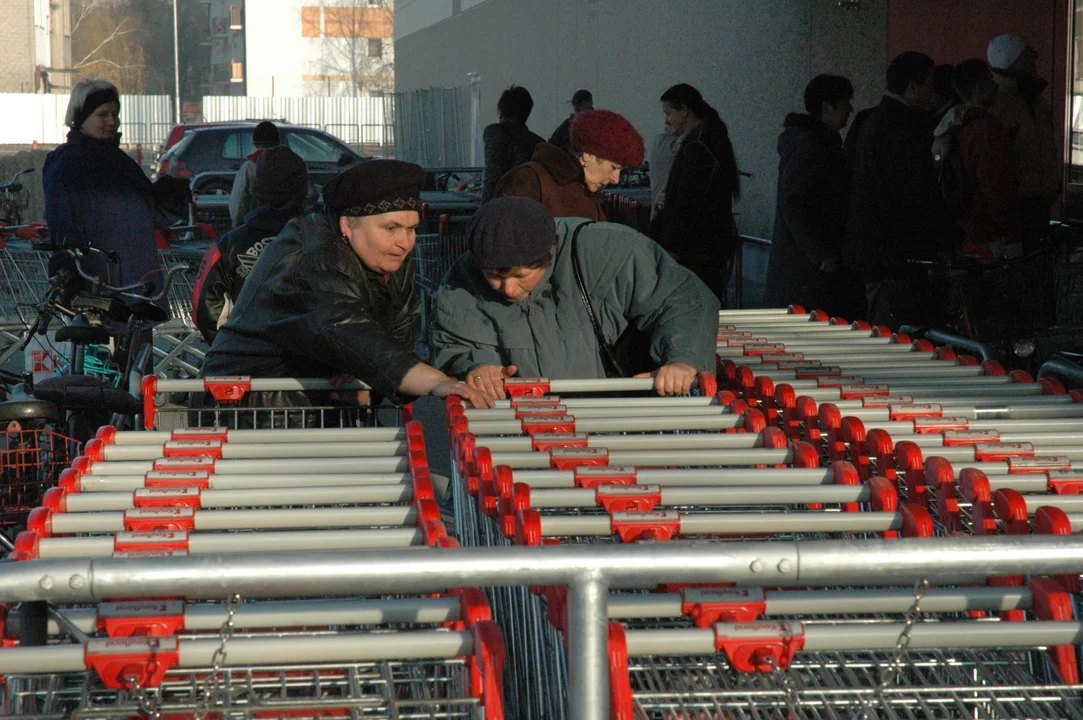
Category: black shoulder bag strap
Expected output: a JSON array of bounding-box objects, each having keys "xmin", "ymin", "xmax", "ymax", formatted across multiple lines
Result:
[{"xmin": 569, "ymin": 220, "xmax": 624, "ymax": 378}]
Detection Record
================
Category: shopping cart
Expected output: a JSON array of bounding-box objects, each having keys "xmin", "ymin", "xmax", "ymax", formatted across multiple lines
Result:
[
  {"xmin": 1, "ymin": 387, "xmax": 508, "ymax": 720},
  {"xmin": 142, "ymin": 376, "xmax": 409, "ymax": 431},
  {"xmin": 148, "ymin": 226, "xmax": 217, "ymax": 380},
  {"xmin": 414, "ymin": 212, "xmax": 472, "ymax": 328},
  {"xmin": 439, "ymin": 306, "xmax": 1083, "ymax": 720},
  {"xmin": 0, "ymin": 397, "xmax": 78, "ymax": 534},
  {"xmin": 0, "ymin": 236, "xmax": 53, "ymax": 325}
]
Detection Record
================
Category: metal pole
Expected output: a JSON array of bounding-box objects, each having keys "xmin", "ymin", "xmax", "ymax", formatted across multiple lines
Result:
[
  {"xmin": 566, "ymin": 574, "xmax": 609, "ymax": 720},
  {"xmin": 173, "ymin": 0, "xmax": 181, "ymax": 124},
  {"xmin": 468, "ymin": 72, "xmax": 481, "ymax": 166},
  {"xmin": 5, "ymin": 536, "xmax": 1083, "ymax": 603}
]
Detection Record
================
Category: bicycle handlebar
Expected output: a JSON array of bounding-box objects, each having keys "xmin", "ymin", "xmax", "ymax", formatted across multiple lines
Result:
[
  {"xmin": 0, "ymin": 168, "xmax": 35, "ymax": 192},
  {"xmin": 64, "ymin": 246, "xmax": 187, "ymax": 303}
]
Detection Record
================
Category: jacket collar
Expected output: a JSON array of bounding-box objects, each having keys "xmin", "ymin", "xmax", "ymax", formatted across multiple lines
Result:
[
  {"xmin": 66, "ymin": 128, "xmax": 122, "ymax": 148},
  {"xmin": 992, "ymin": 69, "xmax": 1049, "ymax": 102},
  {"xmin": 243, "ymin": 202, "xmax": 302, "ymax": 232},
  {"xmin": 532, "ymin": 142, "xmax": 586, "ymax": 187}
]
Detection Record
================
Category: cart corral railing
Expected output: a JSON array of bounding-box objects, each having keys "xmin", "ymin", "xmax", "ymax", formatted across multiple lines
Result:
[
  {"xmin": 202, "ymin": 95, "xmax": 396, "ymax": 157},
  {"xmin": 0, "ymin": 94, "xmax": 173, "ymax": 146},
  {"xmin": 4, "ymin": 536, "xmax": 1083, "ymax": 720}
]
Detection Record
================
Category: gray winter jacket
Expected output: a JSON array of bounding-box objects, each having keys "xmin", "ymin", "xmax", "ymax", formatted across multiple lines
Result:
[{"xmin": 429, "ymin": 218, "xmax": 719, "ymax": 379}]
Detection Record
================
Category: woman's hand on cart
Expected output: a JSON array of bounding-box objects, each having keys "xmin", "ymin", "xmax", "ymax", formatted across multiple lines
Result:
[
  {"xmin": 329, "ymin": 373, "xmax": 372, "ymax": 406},
  {"xmin": 399, "ymin": 363, "xmax": 495, "ymax": 408},
  {"xmin": 466, "ymin": 364, "xmax": 518, "ymax": 400},
  {"xmin": 431, "ymin": 379, "xmax": 495, "ymax": 408},
  {"xmin": 635, "ymin": 362, "xmax": 697, "ymax": 396}
]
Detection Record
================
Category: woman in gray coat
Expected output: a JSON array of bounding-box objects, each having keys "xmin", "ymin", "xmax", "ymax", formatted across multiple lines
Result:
[{"xmin": 429, "ymin": 197, "xmax": 720, "ymax": 398}]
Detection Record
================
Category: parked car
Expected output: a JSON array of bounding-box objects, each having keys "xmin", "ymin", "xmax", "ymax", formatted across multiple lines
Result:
[
  {"xmin": 154, "ymin": 124, "xmax": 363, "ymax": 196},
  {"xmin": 153, "ymin": 119, "xmax": 289, "ymax": 164}
]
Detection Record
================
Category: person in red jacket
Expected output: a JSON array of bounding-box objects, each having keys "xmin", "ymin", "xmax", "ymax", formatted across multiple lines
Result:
[{"xmin": 933, "ymin": 58, "xmax": 1021, "ymax": 262}]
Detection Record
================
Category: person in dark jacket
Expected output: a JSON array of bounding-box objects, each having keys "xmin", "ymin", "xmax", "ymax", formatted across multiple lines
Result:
[
  {"xmin": 192, "ymin": 146, "xmax": 309, "ymax": 344},
  {"xmin": 228, "ymin": 120, "xmax": 280, "ymax": 228},
  {"xmin": 44, "ymin": 78, "xmax": 188, "ymax": 297},
  {"xmin": 764, "ymin": 74, "xmax": 864, "ymax": 318},
  {"xmin": 495, "ymin": 109, "xmax": 644, "ymax": 220},
  {"xmin": 842, "ymin": 52, "xmax": 959, "ymax": 328},
  {"xmin": 650, "ymin": 83, "xmax": 741, "ymax": 305},
  {"xmin": 548, "ymin": 89, "xmax": 593, "ymax": 151},
  {"xmin": 934, "ymin": 58, "xmax": 1021, "ymax": 259},
  {"xmin": 987, "ymin": 33, "xmax": 1060, "ymax": 241},
  {"xmin": 482, "ymin": 86, "xmax": 545, "ymax": 200},
  {"xmin": 204, "ymin": 160, "xmax": 492, "ymax": 409}
]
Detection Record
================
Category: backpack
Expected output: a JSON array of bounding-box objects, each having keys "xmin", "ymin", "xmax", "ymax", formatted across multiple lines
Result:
[{"xmin": 932, "ymin": 117, "xmax": 977, "ymax": 215}]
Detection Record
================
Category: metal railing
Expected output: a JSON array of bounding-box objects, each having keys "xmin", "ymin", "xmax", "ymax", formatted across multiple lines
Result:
[{"xmin": 3, "ymin": 535, "xmax": 1083, "ymax": 720}]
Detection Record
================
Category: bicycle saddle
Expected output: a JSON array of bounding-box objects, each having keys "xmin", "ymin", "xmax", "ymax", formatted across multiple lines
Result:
[
  {"xmin": 0, "ymin": 397, "xmax": 61, "ymax": 424},
  {"xmin": 34, "ymin": 375, "xmax": 142, "ymax": 415}
]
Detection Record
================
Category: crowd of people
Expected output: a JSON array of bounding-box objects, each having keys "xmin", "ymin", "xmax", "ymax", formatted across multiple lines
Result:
[
  {"xmin": 769, "ymin": 33, "xmax": 1058, "ymax": 328},
  {"xmin": 40, "ymin": 30, "xmax": 1058, "ymax": 411}
]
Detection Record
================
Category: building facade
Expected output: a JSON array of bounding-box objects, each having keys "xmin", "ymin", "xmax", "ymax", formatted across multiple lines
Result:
[
  {"xmin": 245, "ymin": 0, "xmax": 394, "ymax": 98},
  {"xmin": 0, "ymin": 0, "xmax": 71, "ymax": 94}
]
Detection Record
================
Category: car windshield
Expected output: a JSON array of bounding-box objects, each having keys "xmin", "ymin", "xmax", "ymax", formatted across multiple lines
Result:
[{"xmin": 287, "ymin": 131, "xmax": 352, "ymax": 164}]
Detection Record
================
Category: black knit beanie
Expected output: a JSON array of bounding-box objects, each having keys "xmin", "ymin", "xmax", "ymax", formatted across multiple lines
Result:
[
  {"xmin": 253, "ymin": 146, "xmax": 308, "ymax": 208},
  {"xmin": 469, "ymin": 197, "xmax": 556, "ymax": 269}
]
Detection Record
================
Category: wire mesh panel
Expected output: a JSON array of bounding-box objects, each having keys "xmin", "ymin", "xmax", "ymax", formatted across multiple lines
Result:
[
  {"xmin": 0, "ymin": 427, "xmax": 78, "ymax": 531},
  {"xmin": 144, "ymin": 377, "xmax": 408, "ymax": 431},
  {"xmin": 0, "ymin": 239, "xmax": 52, "ymax": 324},
  {"xmin": 156, "ymin": 239, "xmax": 207, "ymax": 327},
  {"xmin": 625, "ymin": 649, "xmax": 1083, "ymax": 720},
  {"xmin": 415, "ymin": 214, "xmax": 473, "ymax": 328}
]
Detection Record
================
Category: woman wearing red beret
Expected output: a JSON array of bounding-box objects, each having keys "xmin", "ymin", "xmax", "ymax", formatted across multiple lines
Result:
[{"xmin": 494, "ymin": 109, "xmax": 644, "ymax": 220}]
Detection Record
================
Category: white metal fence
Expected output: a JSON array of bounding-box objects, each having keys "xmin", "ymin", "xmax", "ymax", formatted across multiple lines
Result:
[
  {"xmin": 1, "ymin": 90, "xmax": 463, "ymax": 165},
  {"xmin": 0, "ymin": 94, "xmax": 173, "ymax": 146}
]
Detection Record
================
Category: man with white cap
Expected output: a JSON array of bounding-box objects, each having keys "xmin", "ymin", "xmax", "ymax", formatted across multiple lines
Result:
[{"xmin": 986, "ymin": 32, "xmax": 1059, "ymax": 240}]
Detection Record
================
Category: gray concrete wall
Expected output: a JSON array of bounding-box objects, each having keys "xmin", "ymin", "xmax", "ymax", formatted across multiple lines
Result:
[{"xmin": 395, "ymin": 0, "xmax": 889, "ymax": 240}]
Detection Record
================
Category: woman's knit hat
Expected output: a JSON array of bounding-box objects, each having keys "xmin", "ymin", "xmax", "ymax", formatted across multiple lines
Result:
[{"xmin": 570, "ymin": 110, "xmax": 645, "ymax": 167}]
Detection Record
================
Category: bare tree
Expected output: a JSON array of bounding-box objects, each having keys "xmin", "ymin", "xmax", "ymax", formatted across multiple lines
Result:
[
  {"xmin": 70, "ymin": 0, "xmax": 157, "ymax": 91},
  {"xmin": 312, "ymin": 0, "xmax": 394, "ymax": 98}
]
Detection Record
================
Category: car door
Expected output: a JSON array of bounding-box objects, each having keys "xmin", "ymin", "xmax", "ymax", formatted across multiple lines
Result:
[{"xmin": 283, "ymin": 129, "xmax": 361, "ymax": 195}]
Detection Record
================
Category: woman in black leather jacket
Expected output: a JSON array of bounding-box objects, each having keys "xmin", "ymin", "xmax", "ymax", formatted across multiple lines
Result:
[{"xmin": 204, "ymin": 159, "xmax": 492, "ymax": 409}]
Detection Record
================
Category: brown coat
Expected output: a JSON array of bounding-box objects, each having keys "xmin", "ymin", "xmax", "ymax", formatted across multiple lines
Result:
[{"xmin": 495, "ymin": 142, "xmax": 607, "ymax": 220}]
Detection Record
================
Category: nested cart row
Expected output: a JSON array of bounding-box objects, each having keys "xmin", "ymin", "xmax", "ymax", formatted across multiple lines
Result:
[
  {"xmin": 439, "ymin": 305, "xmax": 1083, "ymax": 719},
  {"xmin": 1, "ymin": 398, "xmax": 509, "ymax": 720}
]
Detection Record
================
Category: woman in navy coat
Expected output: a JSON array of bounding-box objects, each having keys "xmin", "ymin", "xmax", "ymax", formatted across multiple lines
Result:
[{"xmin": 44, "ymin": 79, "xmax": 189, "ymax": 300}]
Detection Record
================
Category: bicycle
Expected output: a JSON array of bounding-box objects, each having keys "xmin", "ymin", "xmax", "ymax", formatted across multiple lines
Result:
[
  {"xmin": 902, "ymin": 245, "xmax": 1058, "ymax": 372},
  {"xmin": 1, "ymin": 245, "xmax": 188, "ymax": 434},
  {"xmin": 0, "ymin": 168, "xmax": 34, "ymax": 227}
]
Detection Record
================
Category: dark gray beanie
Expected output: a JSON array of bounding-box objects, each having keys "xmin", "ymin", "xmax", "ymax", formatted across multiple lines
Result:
[
  {"xmin": 469, "ymin": 197, "xmax": 556, "ymax": 268},
  {"xmin": 253, "ymin": 146, "xmax": 308, "ymax": 208}
]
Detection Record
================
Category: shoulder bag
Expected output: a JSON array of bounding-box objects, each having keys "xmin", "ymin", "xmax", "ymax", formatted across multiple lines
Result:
[{"xmin": 569, "ymin": 221, "xmax": 654, "ymax": 378}]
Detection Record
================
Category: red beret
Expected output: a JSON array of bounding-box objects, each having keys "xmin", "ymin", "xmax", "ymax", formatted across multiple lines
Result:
[{"xmin": 570, "ymin": 110, "xmax": 645, "ymax": 167}]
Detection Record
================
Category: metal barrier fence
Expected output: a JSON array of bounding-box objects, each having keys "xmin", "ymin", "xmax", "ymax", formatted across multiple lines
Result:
[{"xmin": 394, "ymin": 87, "xmax": 466, "ymax": 167}]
